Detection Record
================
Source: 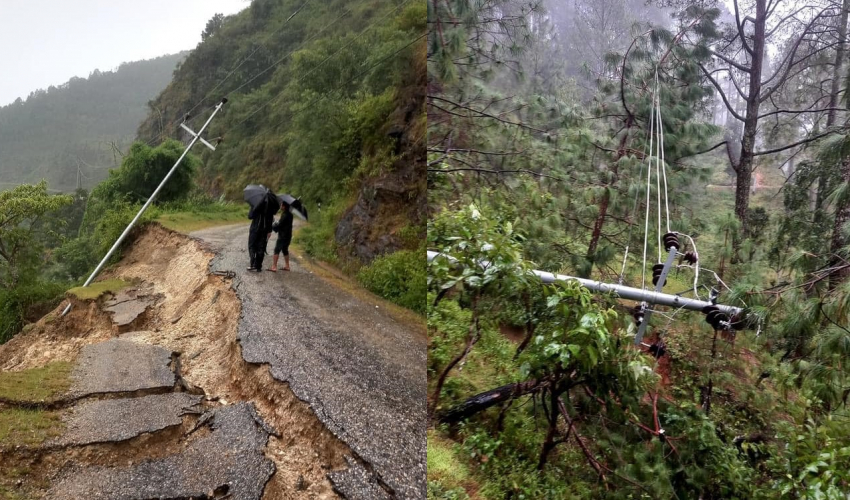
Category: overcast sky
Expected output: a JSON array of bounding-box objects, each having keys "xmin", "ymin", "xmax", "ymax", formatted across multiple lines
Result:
[{"xmin": 0, "ymin": 0, "xmax": 249, "ymax": 106}]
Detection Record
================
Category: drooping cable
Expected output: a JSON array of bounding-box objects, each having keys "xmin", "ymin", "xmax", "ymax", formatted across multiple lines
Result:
[
  {"xmin": 619, "ymin": 94, "xmax": 652, "ymax": 285},
  {"xmin": 225, "ymin": 0, "xmax": 416, "ymax": 133},
  {"xmin": 641, "ymin": 89, "xmax": 655, "ymax": 291},
  {"xmin": 656, "ymin": 86, "xmax": 671, "ymax": 233},
  {"xmin": 183, "ymin": 0, "xmax": 313, "ymax": 120}
]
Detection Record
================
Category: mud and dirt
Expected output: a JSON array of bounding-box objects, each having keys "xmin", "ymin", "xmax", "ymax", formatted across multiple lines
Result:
[
  {"xmin": 195, "ymin": 222, "xmax": 427, "ymax": 499},
  {"xmin": 0, "ymin": 223, "xmax": 410, "ymax": 499}
]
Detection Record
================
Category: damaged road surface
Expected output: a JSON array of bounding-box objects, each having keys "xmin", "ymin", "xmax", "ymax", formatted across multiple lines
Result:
[
  {"xmin": 49, "ymin": 403, "xmax": 275, "ymax": 500},
  {"xmin": 0, "ymin": 223, "xmax": 424, "ymax": 499},
  {"xmin": 194, "ymin": 223, "xmax": 427, "ymax": 500}
]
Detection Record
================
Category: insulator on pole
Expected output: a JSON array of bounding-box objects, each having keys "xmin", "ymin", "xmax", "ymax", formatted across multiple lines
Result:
[
  {"xmin": 633, "ymin": 303, "xmax": 646, "ymax": 326},
  {"xmin": 648, "ymin": 340, "xmax": 666, "ymax": 358},
  {"xmin": 683, "ymin": 251, "xmax": 698, "ymax": 265},
  {"xmin": 703, "ymin": 305, "xmax": 730, "ymax": 330},
  {"xmin": 652, "ymin": 263, "xmax": 666, "ymax": 287},
  {"xmin": 663, "ymin": 232, "xmax": 680, "ymax": 251}
]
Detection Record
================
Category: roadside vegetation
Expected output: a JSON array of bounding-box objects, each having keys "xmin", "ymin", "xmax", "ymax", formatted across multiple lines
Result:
[
  {"xmin": 428, "ymin": 0, "xmax": 850, "ymax": 497},
  {"xmin": 0, "ymin": 0, "xmax": 426, "ymax": 344}
]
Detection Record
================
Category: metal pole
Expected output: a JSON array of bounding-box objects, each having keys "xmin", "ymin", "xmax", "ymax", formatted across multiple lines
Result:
[
  {"xmin": 636, "ymin": 246, "xmax": 678, "ymax": 345},
  {"xmin": 62, "ymin": 99, "xmax": 227, "ymax": 316},
  {"xmin": 426, "ymin": 250, "xmax": 742, "ymax": 316}
]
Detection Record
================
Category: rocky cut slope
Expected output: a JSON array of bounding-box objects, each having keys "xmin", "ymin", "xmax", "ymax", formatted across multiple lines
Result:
[{"xmin": 135, "ymin": 0, "xmax": 426, "ymax": 265}]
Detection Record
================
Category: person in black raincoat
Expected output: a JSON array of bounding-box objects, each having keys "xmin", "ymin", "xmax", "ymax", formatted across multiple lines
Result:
[
  {"xmin": 247, "ymin": 194, "xmax": 278, "ymax": 272},
  {"xmin": 270, "ymin": 202, "xmax": 294, "ymax": 272}
]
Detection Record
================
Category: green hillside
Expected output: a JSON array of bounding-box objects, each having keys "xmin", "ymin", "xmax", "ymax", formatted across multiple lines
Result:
[
  {"xmin": 0, "ymin": 53, "xmax": 185, "ymax": 192},
  {"xmin": 136, "ymin": 0, "xmax": 426, "ymax": 267}
]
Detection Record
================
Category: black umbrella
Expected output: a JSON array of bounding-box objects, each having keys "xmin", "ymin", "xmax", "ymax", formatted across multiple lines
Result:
[
  {"xmin": 244, "ymin": 184, "xmax": 281, "ymax": 214},
  {"xmin": 278, "ymin": 194, "xmax": 307, "ymax": 221},
  {"xmin": 244, "ymin": 184, "xmax": 270, "ymax": 209}
]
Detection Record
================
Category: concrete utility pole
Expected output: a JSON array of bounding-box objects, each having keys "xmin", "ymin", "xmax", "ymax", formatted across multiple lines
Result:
[
  {"xmin": 62, "ymin": 99, "xmax": 227, "ymax": 316},
  {"xmin": 426, "ymin": 250, "xmax": 743, "ymax": 343}
]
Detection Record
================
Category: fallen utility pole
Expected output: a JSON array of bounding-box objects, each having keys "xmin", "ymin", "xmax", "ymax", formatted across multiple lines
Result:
[
  {"xmin": 426, "ymin": 250, "xmax": 742, "ymax": 326},
  {"xmin": 62, "ymin": 99, "xmax": 227, "ymax": 316}
]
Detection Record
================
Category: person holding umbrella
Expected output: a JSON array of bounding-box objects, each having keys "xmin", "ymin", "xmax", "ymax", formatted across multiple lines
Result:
[
  {"xmin": 270, "ymin": 194, "xmax": 307, "ymax": 272},
  {"xmin": 244, "ymin": 184, "xmax": 280, "ymax": 272}
]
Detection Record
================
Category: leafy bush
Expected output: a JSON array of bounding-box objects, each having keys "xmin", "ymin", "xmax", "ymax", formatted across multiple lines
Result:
[
  {"xmin": 98, "ymin": 140, "xmax": 198, "ymax": 205},
  {"xmin": 0, "ymin": 280, "xmax": 66, "ymax": 344},
  {"xmin": 91, "ymin": 202, "xmax": 157, "ymax": 259},
  {"xmin": 52, "ymin": 236, "xmax": 99, "ymax": 281},
  {"xmin": 357, "ymin": 249, "xmax": 425, "ymax": 314}
]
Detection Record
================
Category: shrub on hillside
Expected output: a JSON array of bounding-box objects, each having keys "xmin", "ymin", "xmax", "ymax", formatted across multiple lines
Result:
[
  {"xmin": 0, "ymin": 280, "xmax": 66, "ymax": 344},
  {"xmin": 357, "ymin": 249, "xmax": 424, "ymax": 314}
]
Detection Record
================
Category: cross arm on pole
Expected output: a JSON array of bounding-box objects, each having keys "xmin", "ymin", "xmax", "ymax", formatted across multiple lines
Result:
[
  {"xmin": 61, "ymin": 98, "xmax": 228, "ymax": 317},
  {"xmin": 426, "ymin": 250, "xmax": 745, "ymax": 336}
]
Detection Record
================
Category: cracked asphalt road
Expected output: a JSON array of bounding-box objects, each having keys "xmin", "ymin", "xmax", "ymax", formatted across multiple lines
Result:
[{"xmin": 191, "ymin": 223, "xmax": 426, "ymax": 500}]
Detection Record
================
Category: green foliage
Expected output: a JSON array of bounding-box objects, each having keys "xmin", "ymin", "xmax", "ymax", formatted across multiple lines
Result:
[
  {"xmin": 0, "ymin": 181, "xmax": 73, "ymax": 287},
  {"xmin": 0, "ymin": 361, "xmax": 73, "ymax": 402},
  {"xmin": 357, "ymin": 249, "xmax": 425, "ymax": 314},
  {"xmin": 87, "ymin": 139, "xmax": 198, "ymax": 208},
  {"xmin": 766, "ymin": 415, "xmax": 850, "ymax": 499},
  {"xmin": 298, "ymin": 197, "xmax": 349, "ymax": 263},
  {"xmin": 0, "ymin": 280, "xmax": 67, "ymax": 344}
]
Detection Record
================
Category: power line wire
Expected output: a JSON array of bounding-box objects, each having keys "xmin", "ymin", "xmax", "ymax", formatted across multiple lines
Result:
[
  {"xmin": 238, "ymin": 31, "xmax": 425, "ymax": 135},
  {"xmin": 183, "ymin": 0, "xmax": 313, "ymax": 120},
  {"xmin": 224, "ymin": 0, "xmax": 416, "ymax": 132},
  {"xmin": 144, "ymin": 1, "xmax": 316, "ymax": 149}
]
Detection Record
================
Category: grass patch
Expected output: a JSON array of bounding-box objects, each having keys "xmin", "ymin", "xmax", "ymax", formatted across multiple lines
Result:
[
  {"xmin": 299, "ymin": 196, "xmax": 354, "ymax": 264},
  {"xmin": 67, "ymin": 278, "xmax": 130, "ymax": 300},
  {"xmin": 428, "ymin": 430, "xmax": 472, "ymax": 489},
  {"xmin": 0, "ymin": 361, "xmax": 73, "ymax": 402},
  {"xmin": 357, "ymin": 249, "xmax": 425, "ymax": 314},
  {"xmin": 154, "ymin": 200, "xmax": 245, "ymax": 233},
  {"xmin": 0, "ymin": 408, "xmax": 63, "ymax": 448}
]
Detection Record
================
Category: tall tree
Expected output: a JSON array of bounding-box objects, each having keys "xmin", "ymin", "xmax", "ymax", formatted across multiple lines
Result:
[
  {"xmin": 696, "ymin": 0, "xmax": 845, "ymax": 234},
  {"xmin": 0, "ymin": 182, "xmax": 73, "ymax": 287}
]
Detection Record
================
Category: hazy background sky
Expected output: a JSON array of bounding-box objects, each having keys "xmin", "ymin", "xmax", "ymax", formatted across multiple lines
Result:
[{"xmin": 0, "ymin": 0, "xmax": 249, "ymax": 106}]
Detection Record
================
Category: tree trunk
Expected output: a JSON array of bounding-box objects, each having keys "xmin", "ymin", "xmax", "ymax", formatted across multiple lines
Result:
[
  {"xmin": 585, "ymin": 187, "xmax": 610, "ymax": 277},
  {"xmin": 538, "ymin": 387, "xmax": 561, "ymax": 470},
  {"xmin": 830, "ymin": 157, "xmax": 850, "ymax": 289},
  {"xmin": 828, "ymin": 0, "xmax": 850, "ymax": 290},
  {"xmin": 733, "ymin": 0, "xmax": 767, "ymax": 238},
  {"xmin": 438, "ymin": 377, "xmax": 555, "ymax": 423},
  {"xmin": 827, "ymin": 0, "xmax": 849, "ymax": 128}
]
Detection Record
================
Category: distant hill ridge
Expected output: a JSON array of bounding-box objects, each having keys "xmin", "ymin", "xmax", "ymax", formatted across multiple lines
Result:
[{"xmin": 0, "ymin": 52, "xmax": 186, "ymax": 192}]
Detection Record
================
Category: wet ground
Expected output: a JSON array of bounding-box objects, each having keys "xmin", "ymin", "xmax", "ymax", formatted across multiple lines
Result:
[
  {"xmin": 193, "ymin": 223, "xmax": 427, "ymax": 499},
  {"xmin": 0, "ymin": 222, "xmax": 425, "ymax": 499}
]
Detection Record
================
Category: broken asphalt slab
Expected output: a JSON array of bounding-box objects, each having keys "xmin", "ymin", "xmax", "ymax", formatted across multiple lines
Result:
[
  {"xmin": 192, "ymin": 223, "xmax": 427, "ymax": 499},
  {"xmin": 67, "ymin": 338, "xmax": 174, "ymax": 398},
  {"xmin": 50, "ymin": 392, "xmax": 202, "ymax": 446},
  {"xmin": 47, "ymin": 402, "xmax": 275, "ymax": 500},
  {"xmin": 102, "ymin": 286, "xmax": 158, "ymax": 328}
]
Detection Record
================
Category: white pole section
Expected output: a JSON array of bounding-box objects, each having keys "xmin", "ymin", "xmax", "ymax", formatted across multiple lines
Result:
[
  {"xmin": 62, "ymin": 99, "xmax": 227, "ymax": 316},
  {"xmin": 426, "ymin": 250, "xmax": 742, "ymax": 316}
]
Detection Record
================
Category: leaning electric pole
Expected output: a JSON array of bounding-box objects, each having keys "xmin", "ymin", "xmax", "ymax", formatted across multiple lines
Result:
[{"xmin": 62, "ymin": 98, "xmax": 227, "ymax": 316}]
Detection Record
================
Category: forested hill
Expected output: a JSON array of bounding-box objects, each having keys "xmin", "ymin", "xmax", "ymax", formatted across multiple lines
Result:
[
  {"xmin": 0, "ymin": 53, "xmax": 185, "ymax": 193},
  {"xmin": 136, "ymin": 0, "xmax": 426, "ymax": 265}
]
